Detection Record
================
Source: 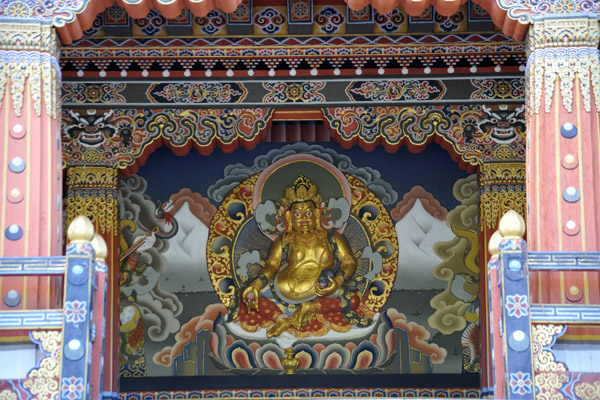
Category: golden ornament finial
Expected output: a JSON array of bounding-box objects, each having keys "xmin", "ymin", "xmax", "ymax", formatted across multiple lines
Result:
[
  {"xmin": 498, "ymin": 210, "xmax": 526, "ymax": 239},
  {"xmin": 67, "ymin": 215, "xmax": 95, "ymax": 244},
  {"xmin": 281, "ymin": 347, "xmax": 300, "ymax": 374},
  {"xmin": 280, "ymin": 174, "xmax": 322, "ymax": 209},
  {"xmin": 91, "ymin": 233, "xmax": 108, "ymax": 261},
  {"xmin": 488, "ymin": 230, "xmax": 503, "ymax": 257}
]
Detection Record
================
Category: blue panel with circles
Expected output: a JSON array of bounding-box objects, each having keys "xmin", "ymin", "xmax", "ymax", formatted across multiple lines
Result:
[{"xmin": 499, "ymin": 238, "xmax": 534, "ymax": 399}]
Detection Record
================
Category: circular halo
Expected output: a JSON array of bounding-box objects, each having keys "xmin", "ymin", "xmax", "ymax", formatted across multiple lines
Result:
[{"xmin": 252, "ymin": 154, "xmax": 352, "ymax": 209}]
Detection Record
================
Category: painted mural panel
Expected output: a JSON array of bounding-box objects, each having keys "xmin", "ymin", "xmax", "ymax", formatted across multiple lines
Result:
[{"xmin": 118, "ymin": 139, "xmax": 479, "ymax": 379}]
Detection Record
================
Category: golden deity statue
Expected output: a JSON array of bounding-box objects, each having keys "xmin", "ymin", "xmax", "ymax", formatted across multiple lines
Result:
[{"xmin": 239, "ymin": 174, "xmax": 367, "ymax": 337}]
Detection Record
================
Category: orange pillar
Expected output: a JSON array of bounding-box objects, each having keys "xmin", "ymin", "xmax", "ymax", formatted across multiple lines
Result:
[
  {"xmin": 0, "ymin": 21, "xmax": 62, "ymax": 257},
  {"xmin": 0, "ymin": 20, "xmax": 64, "ymax": 322},
  {"xmin": 526, "ymin": 16, "xmax": 600, "ymax": 307},
  {"xmin": 527, "ymin": 16, "xmax": 600, "ymax": 252},
  {"xmin": 66, "ymin": 166, "xmax": 120, "ymax": 400}
]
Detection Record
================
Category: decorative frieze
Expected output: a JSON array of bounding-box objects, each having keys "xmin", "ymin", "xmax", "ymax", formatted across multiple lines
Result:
[
  {"xmin": 480, "ymin": 162, "xmax": 526, "ymax": 229},
  {"xmin": 65, "ymin": 166, "xmax": 119, "ymax": 236},
  {"xmin": 0, "ymin": 21, "xmax": 60, "ymax": 118},
  {"xmin": 527, "ymin": 16, "xmax": 600, "ymax": 114}
]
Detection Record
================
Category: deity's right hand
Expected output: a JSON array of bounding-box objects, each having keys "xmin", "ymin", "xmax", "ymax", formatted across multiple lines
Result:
[{"xmin": 242, "ymin": 283, "xmax": 260, "ymax": 313}]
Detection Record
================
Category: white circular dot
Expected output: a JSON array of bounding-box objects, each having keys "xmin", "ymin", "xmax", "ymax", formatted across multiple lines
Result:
[
  {"xmin": 205, "ymin": 69, "xmax": 212, "ymax": 77},
  {"xmin": 566, "ymin": 186, "xmax": 577, "ymax": 195},
  {"xmin": 333, "ymin": 68, "xmax": 340, "ymax": 76},
  {"xmin": 68, "ymin": 340, "xmax": 81, "ymax": 351},
  {"xmin": 566, "ymin": 220, "xmax": 576, "ymax": 230},
  {"xmin": 310, "ymin": 68, "xmax": 318, "ymax": 76},
  {"xmin": 72, "ymin": 264, "xmax": 84, "ymax": 274},
  {"xmin": 268, "ymin": 69, "xmax": 275, "ymax": 77},
  {"xmin": 248, "ymin": 69, "xmax": 254, "ymax": 76},
  {"xmin": 120, "ymin": 70, "xmax": 127, "ymax": 77},
  {"xmin": 162, "ymin": 70, "xmax": 170, "ymax": 77},
  {"xmin": 494, "ymin": 65, "xmax": 501, "ymax": 72},
  {"xmin": 378, "ymin": 67, "xmax": 385, "ymax": 75},
  {"xmin": 563, "ymin": 122, "xmax": 574, "ymax": 130},
  {"xmin": 289, "ymin": 68, "xmax": 296, "ymax": 76},
  {"xmin": 470, "ymin": 66, "xmax": 477, "ymax": 73},
  {"xmin": 401, "ymin": 67, "xmax": 408, "ymax": 75},
  {"xmin": 77, "ymin": 70, "xmax": 84, "ymax": 77},
  {"xmin": 13, "ymin": 124, "xmax": 23, "ymax": 133},
  {"xmin": 184, "ymin": 70, "xmax": 191, "ymax": 77},
  {"xmin": 141, "ymin": 70, "xmax": 149, "ymax": 77},
  {"xmin": 519, "ymin": 64, "xmax": 525, "ymax": 72},
  {"xmin": 424, "ymin": 67, "xmax": 431, "ymax": 74},
  {"xmin": 226, "ymin": 69, "xmax": 234, "ymax": 77},
  {"xmin": 447, "ymin": 66, "xmax": 454, "ymax": 74},
  {"xmin": 512, "ymin": 330, "xmax": 525, "ymax": 341},
  {"xmin": 99, "ymin": 70, "xmax": 106, "ymax": 77},
  {"xmin": 355, "ymin": 67, "xmax": 362, "ymax": 75},
  {"xmin": 8, "ymin": 225, "xmax": 19, "ymax": 234}
]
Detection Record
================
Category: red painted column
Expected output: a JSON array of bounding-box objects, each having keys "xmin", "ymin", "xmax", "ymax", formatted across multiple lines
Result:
[
  {"xmin": 526, "ymin": 16, "xmax": 600, "ymax": 309},
  {"xmin": 0, "ymin": 21, "xmax": 62, "ymax": 257},
  {"xmin": 527, "ymin": 16, "xmax": 600, "ymax": 253},
  {"xmin": 66, "ymin": 166, "xmax": 120, "ymax": 400},
  {"xmin": 479, "ymin": 162, "xmax": 526, "ymax": 398}
]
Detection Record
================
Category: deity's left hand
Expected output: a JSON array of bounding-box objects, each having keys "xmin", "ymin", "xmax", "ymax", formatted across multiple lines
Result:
[{"xmin": 314, "ymin": 277, "xmax": 340, "ymax": 297}]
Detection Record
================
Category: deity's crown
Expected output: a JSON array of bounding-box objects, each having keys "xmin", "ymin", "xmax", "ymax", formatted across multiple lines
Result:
[{"xmin": 281, "ymin": 174, "xmax": 322, "ymax": 209}]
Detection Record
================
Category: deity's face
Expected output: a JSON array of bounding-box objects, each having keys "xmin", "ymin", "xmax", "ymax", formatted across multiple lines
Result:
[{"xmin": 290, "ymin": 201, "xmax": 318, "ymax": 233}]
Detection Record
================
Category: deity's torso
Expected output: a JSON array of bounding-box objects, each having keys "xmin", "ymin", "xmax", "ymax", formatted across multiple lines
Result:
[{"xmin": 276, "ymin": 230, "xmax": 333, "ymax": 302}]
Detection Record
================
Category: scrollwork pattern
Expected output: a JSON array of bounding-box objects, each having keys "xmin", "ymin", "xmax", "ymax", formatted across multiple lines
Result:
[
  {"xmin": 480, "ymin": 185, "xmax": 526, "ymax": 230},
  {"xmin": 532, "ymin": 324, "xmax": 567, "ymax": 372},
  {"xmin": 323, "ymin": 105, "xmax": 526, "ymax": 165},
  {"xmin": 346, "ymin": 174, "xmax": 398, "ymax": 312},
  {"xmin": 21, "ymin": 331, "xmax": 62, "ymax": 400},
  {"xmin": 534, "ymin": 372, "xmax": 569, "ymax": 400},
  {"xmin": 62, "ymin": 108, "xmax": 274, "ymax": 168},
  {"xmin": 0, "ymin": 390, "xmax": 17, "ymax": 400},
  {"xmin": 575, "ymin": 379, "xmax": 600, "ymax": 400},
  {"xmin": 66, "ymin": 189, "xmax": 119, "ymax": 235}
]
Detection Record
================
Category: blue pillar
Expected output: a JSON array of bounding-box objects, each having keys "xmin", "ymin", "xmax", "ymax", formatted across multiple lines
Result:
[{"xmin": 497, "ymin": 211, "xmax": 534, "ymax": 400}]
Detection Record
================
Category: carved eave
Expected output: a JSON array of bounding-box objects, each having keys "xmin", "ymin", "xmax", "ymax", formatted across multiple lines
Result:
[
  {"xmin": 346, "ymin": 0, "xmax": 528, "ymax": 39},
  {"xmin": 56, "ymin": 0, "xmax": 244, "ymax": 45},
  {"xmin": 55, "ymin": 0, "xmax": 531, "ymax": 45}
]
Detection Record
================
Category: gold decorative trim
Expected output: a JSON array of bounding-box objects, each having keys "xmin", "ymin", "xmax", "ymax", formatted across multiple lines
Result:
[
  {"xmin": 480, "ymin": 162, "xmax": 526, "ymax": 229},
  {"xmin": 575, "ymin": 378, "xmax": 600, "ymax": 399},
  {"xmin": 532, "ymin": 324, "xmax": 567, "ymax": 372},
  {"xmin": 0, "ymin": 22, "xmax": 59, "ymax": 54},
  {"xmin": 0, "ymin": 21, "xmax": 60, "ymax": 119},
  {"xmin": 66, "ymin": 166, "xmax": 119, "ymax": 235},
  {"xmin": 527, "ymin": 17, "xmax": 600, "ymax": 114},
  {"xmin": 22, "ymin": 331, "xmax": 61, "ymax": 400},
  {"xmin": 66, "ymin": 166, "xmax": 119, "ymax": 190},
  {"xmin": 535, "ymin": 372, "xmax": 569, "ymax": 400},
  {"xmin": 480, "ymin": 162, "xmax": 525, "ymax": 186}
]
